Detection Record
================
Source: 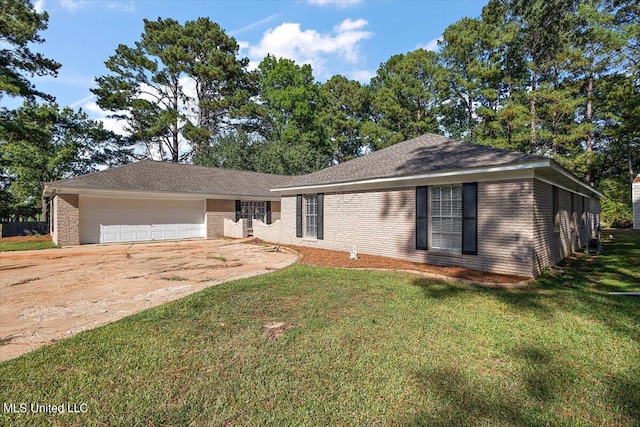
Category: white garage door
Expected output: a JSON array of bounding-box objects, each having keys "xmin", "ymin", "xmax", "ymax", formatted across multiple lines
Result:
[{"xmin": 80, "ymin": 197, "xmax": 205, "ymax": 244}]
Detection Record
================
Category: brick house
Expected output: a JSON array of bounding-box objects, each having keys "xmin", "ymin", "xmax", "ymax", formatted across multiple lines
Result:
[
  {"xmin": 43, "ymin": 161, "xmax": 290, "ymax": 246},
  {"xmin": 44, "ymin": 134, "xmax": 603, "ymax": 277},
  {"xmin": 268, "ymin": 134, "xmax": 603, "ymax": 277}
]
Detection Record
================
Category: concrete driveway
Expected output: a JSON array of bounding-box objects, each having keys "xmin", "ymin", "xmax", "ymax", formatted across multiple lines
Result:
[{"xmin": 0, "ymin": 239, "xmax": 297, "ymax": 362}]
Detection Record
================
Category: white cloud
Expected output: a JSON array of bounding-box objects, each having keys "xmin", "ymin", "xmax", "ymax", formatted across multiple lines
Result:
[
  {"xmin": 335, "ymin": 18, "xmax": 367, "ymax": 32},
  {"xmin": 245, "ymin": 18, "xmax": 373, "ymax": 78},
  {"xmin": 34, "ymin": 0, "xmax": 45, "ymax": 13},
  {"xmin": 68, "ymin": 93, "xmax": 95, "ymax": 109},
  {"xmin": 230, "ymin": 13, "xmax": 283, "ymax": 36},
  {"xmin": 52, "ymin": 0, "xmax": 135, "ymax": 13},
  {"xmin": 348, "ymin": 69, "xmax": 376, "ymax": 84},
  {"xmin": 418, "ymin": 37, "xmax": 442, "ymax": 52},
  {"xmin": 84, "ymin": 101, "xmax": 128, "ymax": 136},
  {"xmin": 308, "ymin": 0, "xmax": 362, "ymax": 8},
  {"xmin": 106, "ymin": 1, "xmax": 136, "ymax": 13},
  {"xmin": 58, "ymin": 0, "xmax": 86, "ymax": 12}
]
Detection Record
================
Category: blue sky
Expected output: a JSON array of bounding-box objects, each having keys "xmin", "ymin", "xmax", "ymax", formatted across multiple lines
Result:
[{"xmin": 20, "ymin": 0, "xmax": 487, "ymax": 126}]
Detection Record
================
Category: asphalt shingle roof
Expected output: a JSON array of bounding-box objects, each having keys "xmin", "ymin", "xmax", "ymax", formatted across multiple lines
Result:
[
  {"xmin": 46, "ymin": 160, "xmax": 293, "ymax": 198},
  {"xmin": 277, "ymin": 134, "xmax": 541, "ymax": 189}
]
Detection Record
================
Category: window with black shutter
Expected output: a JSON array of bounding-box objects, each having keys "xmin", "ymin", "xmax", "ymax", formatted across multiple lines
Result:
[
  {"xmin": 462, "ymin": 182, "xmax": 477, "ymax": 255},
  {"xmin": 316, "ymin": 193, "xmax": 324, "ymax": 240},
  {"xmin": 296, "ymin": 195, "xmax": 303, "ymax": 237},
  {"xmin": 266, "ymin": 201, "xmax": 272, "ymax": 225},
  {"xmin": 416, "ymin": 186, "xmax": 428, "ymax": 250}
]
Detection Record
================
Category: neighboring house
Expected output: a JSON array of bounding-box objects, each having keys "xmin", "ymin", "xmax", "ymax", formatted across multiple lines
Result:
[
  {"xmin": 269, "ymin": 134, "xmax": 603, "ymax": 277},
  {"xmin": 634, "ymin": 174, "xmax": 640, "ymax": 230},
  {"xmin": 44, "ymin": 134, "xmax": 604, "ymax": 277},
  {"xmin": 43, "ymin": 161, "xmax": 291, "ymax": 246}
]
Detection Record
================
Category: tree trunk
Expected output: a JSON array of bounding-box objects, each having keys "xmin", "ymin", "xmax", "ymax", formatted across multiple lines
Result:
[
  {"xmin": 530, "ymin": 70, "xmax": 537, "ymax": 154},
  {"xmin": 585, "ymin": 71, "xmax": 594, "ymax": 185},
  {"xmin": 172, "ymin": 76, "xmax": 180, "ymax": 162}
]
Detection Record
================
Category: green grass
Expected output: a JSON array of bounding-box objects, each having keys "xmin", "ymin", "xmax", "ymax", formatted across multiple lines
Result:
[
  {"xmin": 0, "ymin": 239, "xmax": 58, "ymax": 252},
  {"xmin": 1, "ymin": 230, "xmax": 638, "ymax": 426}
]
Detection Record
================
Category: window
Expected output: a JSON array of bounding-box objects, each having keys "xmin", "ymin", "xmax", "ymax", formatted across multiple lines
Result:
[
  {"xmin": 239, "ymin": 201, "xmax": 266, "ymax": 228},
  {"xmin": 296, "ymin": 194, "xmax": 324, "ymax": 239},
  {"xmin": 416, "ymin": 184, "xmax": 477, "ymax": 254},
  {"xmin": 429, "ymin": 185, "xmax": 462, "ymax": 252},
  {"xmin": 304, "ymin": 195, "xmax": 318, "ymax": 238}
]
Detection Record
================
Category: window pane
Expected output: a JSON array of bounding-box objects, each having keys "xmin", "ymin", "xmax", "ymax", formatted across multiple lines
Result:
[
  {"xmin": 432, "ymin": 233, "xmax": 442, "ymax": 248},
  {"xmin": 432, "ymin": 187, "xmax": 441, "ymax": 201},
  {"xmin": 429, "ymin": 185, "xmax": 462, "ymax": 252},
  {"xmin": 431, "ymin": 218, "xmax": 441, "ymax": 233},
  {"xmin": 304, "ymin": 195, "xmax": 317, "ymax": 238}
]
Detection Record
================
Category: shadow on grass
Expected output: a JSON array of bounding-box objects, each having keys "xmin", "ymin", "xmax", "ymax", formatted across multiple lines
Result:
[
  {"xmin": 409, "ymin": 365, "xmax": 539, "ymax": 426},
  {"xmin": 412, "ymin": 278, "xmax": 555, "ymax": 318},
  {"xmin": 512, "ymin": 344, "xmax": 577, "ymax": 403},
  {"xmin": 606, "ymin": 367, "xmax": 640, "ymax": 423},
  {"xmin": 408, "ymin": 230, "xmax": 639, "ymax": 425}
]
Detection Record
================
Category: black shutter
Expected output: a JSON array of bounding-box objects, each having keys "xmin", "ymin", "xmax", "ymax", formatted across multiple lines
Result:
[
  {"xmin": 266, "ymin": 201, "xmax": 272, "ymax": 225},
  {"xmin": 296, "ymin": 195, "xmax": 302, "ymax": 238},
  {"xmin": 462, "ymin": 182, "xmax": 477, "ymax": 255},
  {"xmin": 235, "ymin": 200, "xmax": 241, "ymax": 222},
  {"xmin": 416, "ymin": 186, "xmax": 428, "ymax": 250},
  {"xmin": 552, "ymin": 186, "xmax": 559, "ymax": 231},
  {"xmin": 317, "ymin": 193, "xmax": 324, "ymax": 240}
]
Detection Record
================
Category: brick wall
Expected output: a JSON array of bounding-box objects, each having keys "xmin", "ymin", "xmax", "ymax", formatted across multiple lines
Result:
[
  {"xmin": 205, "ymin": 199, "xmax": 235, "ymax": 238},
  {"xmin": 271, "ymin": 201, "xmax": 281, "ymax": 222},
  {"xmin": 53, "ymin": 194, "xmax": 80, "ymax": 246},
  {"xmin": 278, "ymin": 179, "xmax": 536, "ymax": 277},
  {"xmin": 253, "ymin": 219, "xmax": 282, "ymax": 242},
  {"xmin": 532, "ymin": 180, "xmax": 600, "ymax": 275},
  {"xmin": 223, "ymin": 218, "xmax": 247, "ymax": 238},
  {"xmin": 205, "ymin": 199, "xmax": 281, "ymax": 238}
]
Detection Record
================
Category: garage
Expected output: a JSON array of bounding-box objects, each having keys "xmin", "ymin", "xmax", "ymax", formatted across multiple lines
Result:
[
  {"xmin": 43, "ymin": 160, "xmax": 291, "ymax": 246},
  {"xmin": 79, "ymin": 196, "xmax": 205, "ymax": 244}
]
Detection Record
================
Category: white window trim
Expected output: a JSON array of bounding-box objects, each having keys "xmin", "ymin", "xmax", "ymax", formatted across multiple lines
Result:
[
  {"xmin": 303, "ymin": 194, "xmax": 318, "ymax": 239},
  {"xmin": 429, "ymin": 185, "xmax": 463, "ymax": 254}
]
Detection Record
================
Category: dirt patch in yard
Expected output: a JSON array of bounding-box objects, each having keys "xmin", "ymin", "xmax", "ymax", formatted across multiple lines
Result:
[
  {"xmin": 0, "ymin": 239, "xmax": 297, "ymax": 362},
  {"xmin": 262, "ymin": 241, "xmax": 530, "ymax": 286}
]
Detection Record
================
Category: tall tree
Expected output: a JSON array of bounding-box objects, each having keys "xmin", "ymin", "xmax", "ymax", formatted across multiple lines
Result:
[
  {"xmin": 0, "ymin": 0, "xmax": 60, "ymax": 102},
  {"xmin": 1, "ymin": 102, "xmax": 130, "ymax": 212},
  {"xmin": 254, "ymin": 55, "xmax": 328, "ymax": 174},
  {"xmin": 179, "ymin": 18, "xmax": 257, "ymax": 157},
  {"xmin": 369, "ymin": 49, "xmax": 441, "ymax": 147},
  {"xmin": 92, "ymin": 17, "xmax": 254, "ymax": 162},
  {"xmin": 320, "ymin": 75, "xmax": 373, "ymax": 163},
  {"xmin": 509, "ymin": 0, "xmax": 578, "ymax": 153}
]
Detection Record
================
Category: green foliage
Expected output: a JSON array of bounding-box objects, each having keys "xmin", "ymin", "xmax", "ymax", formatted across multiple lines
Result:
[
  {"xmin": 1, "ymin": 102, "xmax": 130, "ymax": 212},
  {"xmin": 320, "ymin": 75, "xmax": 373, "ymax": 162},
  {"xmin": 92, "ymin": 17, "xmax": 254, "ymax": 162},
  {"xmin": 193, "ymin": 131, "xmax": 259, "ymax": 171},
  {"xmin": 0, "ymin": 0, "xmax": 60, "ymax": 102},
  {"xmin": 253, "ymin": 55, "xmax": 329, "ymax": 174},
  {"xmin": 600, "ymin": 178, "xmax": 633, "ymax": 227},
  {"xmin": 369, "ymin": 49, "xmax": 441, "ymax": 147}
]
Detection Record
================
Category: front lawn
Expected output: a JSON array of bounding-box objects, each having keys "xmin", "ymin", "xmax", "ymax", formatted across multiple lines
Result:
[
  {"xmin": 0, "ymin": 230, "xmax": 638, "ymax": 425},
  {"xmin": 0, "ymin": 235, "xmax": 57, "ymax": 252}
]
